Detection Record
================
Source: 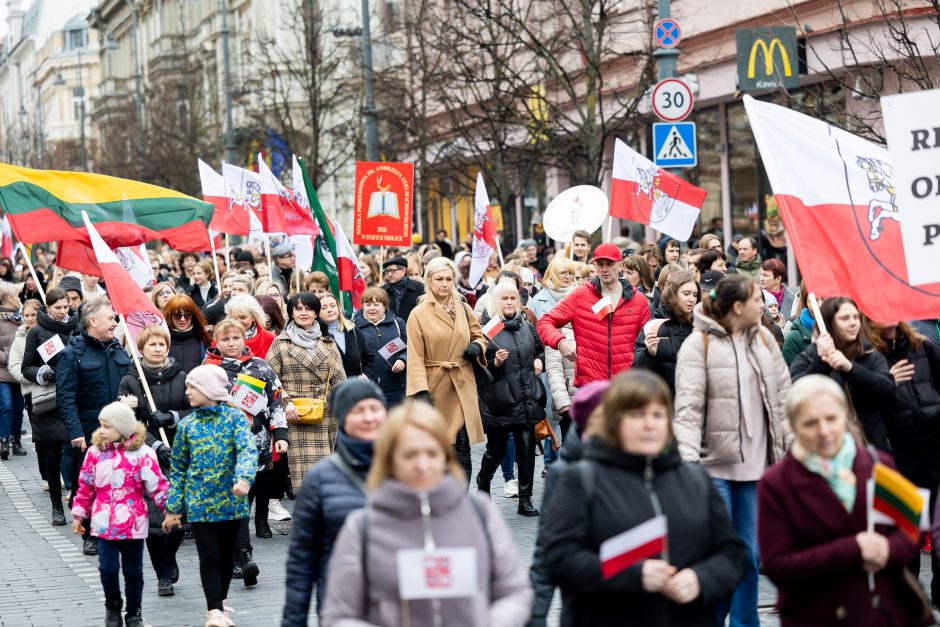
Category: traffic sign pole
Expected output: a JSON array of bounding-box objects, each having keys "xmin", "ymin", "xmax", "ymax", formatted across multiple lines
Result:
[{"xmin": 652, "ymin": 0, "xmax": 682, "ymax": 243}]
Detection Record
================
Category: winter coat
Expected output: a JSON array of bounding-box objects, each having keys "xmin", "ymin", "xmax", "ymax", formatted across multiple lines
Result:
[
  {"xmin": 266, "ymin": 331, "xmax": 347, "ymax": 483},
  {"xmin": 321, "ymin": 475, "xmax": 533, "ymax": 627},
  {"xmin": 531, "ymin": 286, "xmax": 576, "ymax": 412},
  {"xmin": 71, "ymin": 422, "xmax": 169, "ymax": 541},
  {"xmin": 282, "ymin": 435, "xmax": 370, "ymax": 625},
  {"xmin": 875, "ymin": 334, "xmax": 940, "ymax": 487},
  {"xmin": 673, "ymin": 303, "xmax": 792, "ymax": 466},
  {"xmin": 539, "ymin": 439, "xmax": 747, "ymax": 627},
  {"xmin": 380, "ymin": 277, "xmax": 424, "ymax": 321},
  {"xmin": 406, "ymin": 299, "xmax": 487, "ymax": 445},
  {"xmin": 0, "ymin": 307, "xmax": 22, "ymax": 383},
  {"xmin": 244, "ymin": 324, "xmax": 276, "ymax": 361},
  {"xmin": 168, "ymin": 326, "xmax": 207, "ymax": 374},
  {"xmin": 166, "ymin": 404, "xmax": 257, "ymax": 522},
  {"xmin": 271, "ymin": 263, "xmax": 295, "ymax": 298},
  {"xmin": 21, "ymin": 311, "xmax": 79, "ymax": 442},
  {"xmin": 537, "ymin": 278, "xmax": 650, "ymax": 387},
  {"xmin": 55, "ymin": 331, "xmax": 132, "ymax": 442},
  {"xmin": 333, "ymin": 325, "xmax": 375, "ymax": 380},
  {"xmin": 782, "ymin": 316, "xmax": 813, "ymax": 365},
  {"xmin": 790, "ymin": 342, "xmax": 894, "ymax": 452},
  {"xmin": 118, "ymin": 358, "xmax": 191, "ymax": 446},
  {"xmin": 203, "ymin": 346, "xmax": 288, "ymax": 469},
  {"xmin": 759, "ymin": 448, "xmax": 921, "ymax": 627},
  {"xmin": 353, "ymin": 311, "xmax": 407, "ymax": 405},
  {"xmin": 202, "ymin": 296, "xmax": 229, "ymax": 325},
  {"xmin": 911, "ymin": 319, "xmax": 940, "ymax": 346},
  {"xmin": 188, "ymin": 282, "xmax": 218, "ymax": 309},
  {"xmin": 632, "ymin": 302, "xmax": 693, "ymax": 396},
  {"xmin": 8, "ymin": 325, "xmax": 34, "ymax": 396},
  {"xmin": 479, "ymin": 313, "xmax": 546, "ymax": 431},
  {"xmin": 529, "ymin": 425, "xmax": 585, "ymax": 627}
]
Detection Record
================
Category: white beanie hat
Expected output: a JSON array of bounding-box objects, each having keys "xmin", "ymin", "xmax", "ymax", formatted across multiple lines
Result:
[
  {"xmin": 186, "ymin": 364, "xmax": 232, "ymax": 402},
  {"xmin": 99, "ymin": 401, "xmax": 138, "ymax": 439}
]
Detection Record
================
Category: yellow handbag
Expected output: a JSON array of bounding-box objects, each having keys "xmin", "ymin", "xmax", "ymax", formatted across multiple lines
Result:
[{"xmin": 292, "ymin": 359, "xmax": 333, "ymax": 425}]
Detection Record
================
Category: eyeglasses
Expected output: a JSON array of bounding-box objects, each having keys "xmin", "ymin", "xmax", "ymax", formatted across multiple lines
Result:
[
  {"xmin": 279, "ymin": 253, "xmax": 295, "ymax": 259},
  {"xmin": 172, "ymin": 311, "xmax": 192, "ymax": 320},
  {"xmin": 384, "ymin": 267, "xmax": 404, "ymax": 275},
  {"xmin": 157, "ymin": 290, "xmax": 173, "ymax": 298}
]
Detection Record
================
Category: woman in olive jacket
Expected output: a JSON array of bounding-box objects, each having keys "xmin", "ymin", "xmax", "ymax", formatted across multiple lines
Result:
[{"xmin": 539, "ymin": 370, "xmax": 746, "ymax": 627}]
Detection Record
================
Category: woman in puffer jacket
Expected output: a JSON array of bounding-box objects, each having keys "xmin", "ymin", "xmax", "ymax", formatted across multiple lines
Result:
[
  {"xmin": 353, "ymin": 287, "xmax": 407, "ymax": 406},
  {"xmin": 476, "ymin": 283, "xmax": 546, "ymax": 517},
  {"xmin": 633, "ymin": 270, "xmax": 698, "ymax": 396},
  {"xmin": 673, "ymin": 274, "xmax": 792, "ymax": 627}
]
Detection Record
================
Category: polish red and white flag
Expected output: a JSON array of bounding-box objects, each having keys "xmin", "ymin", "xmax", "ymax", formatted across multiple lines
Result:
[
  {"xmin": 469, "ymin": 172, "xmax": 500, "ymax": 288},
  {"xmin": 199, "ymin": 159, "xmax": 249, "ymax": 236},
  {"xmin": 258, "ymin": 154, "xmax": 320, "ymax": 236},
  {"xmin": 482, "ymin": 316, "xmax": 505, "ymax": 340},
  {"xmin": 592, "ymin": 296, "xmax": 615, "ymax": 320},
  {"xmin": 599, "ymin": 515, "xmax": 668, "ymax": 579},
  {"xmin": 610, "ymin": 138, "xmax": 706, "ymax": 241}
]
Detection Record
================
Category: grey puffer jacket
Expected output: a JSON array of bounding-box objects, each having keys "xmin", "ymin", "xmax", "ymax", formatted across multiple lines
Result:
[
  {"xmin": 0, "ymin": 307, "xmax": 22, "ymax": 383},
  {"xmin": 321, "ymin": 475, "xmax": 533, "ymax": 627},
  {"xmin": 673, "ymin": 303, "xmax": 792, "ymax": 466},
  {"xmin": 531, "ymin": 286, "xmax": 576, "ymax": 411}
]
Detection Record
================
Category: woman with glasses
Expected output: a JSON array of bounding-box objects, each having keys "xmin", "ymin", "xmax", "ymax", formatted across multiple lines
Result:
[
  {"xmin": 163, "ymin": 295, "xmax": 212, "ymax": 375},
  {"xmin": 150, "ymin": 282, "xmax": 177, "ymax": 311}
]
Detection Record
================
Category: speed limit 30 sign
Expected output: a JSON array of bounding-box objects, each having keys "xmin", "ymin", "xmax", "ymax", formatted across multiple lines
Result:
[{"xmin": 651, "ymin": 78, "xmax": 694, "ymax": 122}]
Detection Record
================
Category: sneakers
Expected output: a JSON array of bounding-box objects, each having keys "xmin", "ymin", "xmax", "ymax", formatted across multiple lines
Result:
[
  {"xmin": 157, "ymin": 578, "xmax": 175, "ymax": 597},
  {"xmin": 62, "ymin": 490, "xmax": 72, "ymax": 502},
  {"xmin": 205, "ymin": 609, "xmax": 233, "ymax": 627},
  {"xmin": 503, "ymin": 479, "xmax": 519, "ymax": 498},
  {"xmin": 268, "ymin": 499, "xmax": 291, "ymax": 521},
  {"xmin": 41, "ymin": 480, "xmax": 49, "ymax": 492}
]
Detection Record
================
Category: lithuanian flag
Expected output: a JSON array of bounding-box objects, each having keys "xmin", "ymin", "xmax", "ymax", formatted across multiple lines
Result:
[
  {"xmin": 872, "ymin": 462, "xmax": 924, "ymax": 543},
  {"xmin": 0, "ymin": 163, "xmax": 213, "ymax": 251}
]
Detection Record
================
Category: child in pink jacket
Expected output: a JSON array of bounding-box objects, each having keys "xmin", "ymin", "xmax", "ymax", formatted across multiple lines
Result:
[{"xmin": 71, "ymin": 398, "xmax": 169, "ymax": 627}]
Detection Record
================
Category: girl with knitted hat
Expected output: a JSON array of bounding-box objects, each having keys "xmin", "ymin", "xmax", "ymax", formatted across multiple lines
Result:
[{"xmin": 70, "ymin": 398, "xmax": 169, "ymax": 627}]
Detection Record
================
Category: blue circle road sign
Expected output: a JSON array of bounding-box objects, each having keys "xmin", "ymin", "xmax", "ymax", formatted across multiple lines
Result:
[{"xmin": 654, "ymin": 18, "xmax": 682, "ymax": 49}]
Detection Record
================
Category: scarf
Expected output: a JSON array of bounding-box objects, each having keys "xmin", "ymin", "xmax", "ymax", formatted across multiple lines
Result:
[
  {"xmin": 792, "ymin": 432, "xmax": 857, "ymax": 512},
  {"xmin": 546, "ymin": 285, "xmax": 573, "ymax": 304},
  {"xmin": 285, "ymin": 321, "xmax": 322, "ymax": 352},
  {"xmin": 0, "ymin": 308, "xmax": 22, "ymax": 324},
  {"xmin": 799, "ymin": 307, "xmax": 816, "ymax": 331},
  {"xmin": 385, "ymin": 278, "xmax": 407, "ymax": 310},
  {"xmin": 770, "ymin": 285, "xmax": 785, "ymax": 307},
  {"xmin": 143, "ymin": 357, "xmax": 170, "ymax": 371},
  {"xmin": 336, "ymin": 430, "xmax": 373, "ymax": 472},
  {"xmin": 245, "ymin": 323, "xmax": 258, "ymax": 340},
  {"xmin": 327, "ymin": 320, "xmax": 346, "ymax": 353}
]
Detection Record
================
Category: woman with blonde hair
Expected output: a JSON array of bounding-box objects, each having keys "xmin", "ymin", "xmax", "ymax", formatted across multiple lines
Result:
[
  {"xmin": 406, "ymin": 256, "xmax": 487, "ymax": 480},
  {"xmin": 150, "ymin": 281, "xmax": 177, "ymax": 311},
  {"xmin": 357, "ymin": 255, "xmax": 381, "ymax": 289},
  {"xmin": 321, "ymin": 402, "xmax": 533, "ymax": 626},
  {"xmin": 224, "ymin": 294, "xmax": 275, "ymax": 358},
  {"xmin": 255, "ymin": 279, "xmax": 285, "ymax": 302},
  {"xmin": 319, "ymin": 292, "xmax": 374, "ymax": 380}
]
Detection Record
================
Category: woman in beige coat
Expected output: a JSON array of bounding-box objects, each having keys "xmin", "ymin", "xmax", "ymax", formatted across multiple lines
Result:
[
  {"xmin": 673, "ymin": 273, "xmax": 792, "ymax": 627},
  {"xmin": 406, "ymin": 257, "xmax": 487, "ymax": 481}
]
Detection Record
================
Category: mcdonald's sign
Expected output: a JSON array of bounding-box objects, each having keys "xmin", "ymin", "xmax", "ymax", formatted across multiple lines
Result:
[{"xmin": 736, "ymin": 27, "xmax": 801, "ymax": 92}]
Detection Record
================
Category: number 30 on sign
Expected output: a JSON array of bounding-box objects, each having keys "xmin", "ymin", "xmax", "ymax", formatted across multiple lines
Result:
[{"xmin": 651, "ymin": 78, "xmax": 694, "ymax": 123}]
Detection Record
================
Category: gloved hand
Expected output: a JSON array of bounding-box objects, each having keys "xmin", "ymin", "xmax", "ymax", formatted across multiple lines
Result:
[
  {"xmin": 150, "ymin": 411, "xmax": 177, "ymax": 429},
  {"xmin": 412, "ymin": 390, "xmax": 433, "ymax": 405},
  {"xmin": 462, "ymin": 342, "xmax": 482, "ymax": 361},
  {"xmin": 154, "ymin": 441, "xmax": 173, "ymax": 467},
  {"xmin": 36, "ymin": 364, "xmax": 54, "ymax": 385}
]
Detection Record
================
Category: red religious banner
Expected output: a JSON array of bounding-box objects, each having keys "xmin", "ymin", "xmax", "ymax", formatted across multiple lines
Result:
[{"xmin": 353, "ymin": 161, "xmax": 414, "ymax": 247}]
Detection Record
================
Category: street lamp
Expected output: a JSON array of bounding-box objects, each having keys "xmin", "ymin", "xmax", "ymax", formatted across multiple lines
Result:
[
  {"xmin": 76, "ymin": 47, "xmax": 88, "ymax": 171},
  {"xmin": 332, "ymin": 2, "xmax": 379, "ymax": 161},
  {"xmin": 219, "ymin": 0, "xmax": 237, "ymax": 165}
]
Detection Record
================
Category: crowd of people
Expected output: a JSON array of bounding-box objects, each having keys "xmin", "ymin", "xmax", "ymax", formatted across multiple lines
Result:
[{"xmin": 1, "ymin": 225, "xmax": 939, "ymax": 627}]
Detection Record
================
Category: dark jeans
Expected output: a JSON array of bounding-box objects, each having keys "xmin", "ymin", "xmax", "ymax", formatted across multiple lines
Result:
[
  {"xmin": 97, "ymin": 538, "xmax": 144, "ymax": 612},
  {"xmin": 35, "ymin": 441, "xmax": 63, "ymax": 502},
  {"xmin": 477, "ymin": 427, "xmax": 537, "ymax": 497},
  {"xmin": 0, "ymin": 381, "xmax": 24, "ymax": 440},
  {"xmin": 500, "ymin": 434, "xmax": 516, "ymax": 481},
  {"xmin": 455, "ymin": 426, "xmax": 471, "ymax": 484},
  {"xmin": 236, "ymin": 469, "xmax": 273, "ymax": 551},
  {"xmin": 61, "ymin": 444, "xmax": 75, "ymax": 489},
  {"xmin": 146, "ymin": 533, "xmax": 184, "ymax": 581},
  {"xmin": 192, "ymin": 520, "xmax": 243, "ymax": 611}
]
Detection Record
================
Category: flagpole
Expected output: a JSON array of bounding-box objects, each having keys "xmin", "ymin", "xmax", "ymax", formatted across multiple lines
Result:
[
  {"xmin": 18, "ymin": 243, "xmax": 46, "ymax": 305},
  {"xmin": 808, "ymin": 293, "xmax": 827, "ymax": 335},
  {"xmin": 606, "ymin": 216, "xmax": 613, "ymax": 243},
  {"xmin": 866, "ymin": 479, "xmax": 875, "ymax": 592},
  {"xmin": 266, "ymin": 234, "xmax": 272, "ymax": 269},
  {"xmin": 119, "ymin": 314, "xmax": 169, "ymax": 448},
  {"xmin": 224, "ymin": 233, "xmax": 231, "ymax": 265},
  {"xmin": 208, "ymin": 229, "xmax": 223, "ymax": 289},
  {"xmin": 495, "ymin": 238, "xmax": 505, "ymax": 267}
]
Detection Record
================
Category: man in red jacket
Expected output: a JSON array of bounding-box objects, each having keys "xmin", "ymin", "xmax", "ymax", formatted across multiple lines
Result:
[{"xmin": 537, "ymin": 243, "xmax": 651, "ymax": 386}]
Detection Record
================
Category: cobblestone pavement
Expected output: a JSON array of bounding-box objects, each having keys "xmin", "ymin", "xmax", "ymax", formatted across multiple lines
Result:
[{"xmin": 2, "ymin": 435, "xmax": 933, "ymax": 626}]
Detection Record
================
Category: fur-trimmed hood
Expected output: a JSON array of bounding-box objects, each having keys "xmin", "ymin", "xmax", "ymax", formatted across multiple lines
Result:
[{"xmin": 92, "ymin": 420, "xmax": 147, "ymax": 451}]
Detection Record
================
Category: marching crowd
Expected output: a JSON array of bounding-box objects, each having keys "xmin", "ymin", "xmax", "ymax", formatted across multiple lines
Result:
[{"xmin": 1, "ymin": 226, "xmax": 940, "ymax": 627}]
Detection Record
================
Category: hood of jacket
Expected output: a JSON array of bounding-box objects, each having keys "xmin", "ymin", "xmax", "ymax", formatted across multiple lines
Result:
[
  {"xmin": 370, "ymin": 474, "xmax": 467, "ymax": 520},
  {"xmin": 691, "ymin": 302, "xmax": 763, "ymax": 342}
]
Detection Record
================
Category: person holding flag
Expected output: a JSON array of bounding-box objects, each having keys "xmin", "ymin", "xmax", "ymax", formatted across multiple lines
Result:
[
  {"xmin": 536, "ymin": 243, "xmax": 650, "ymax": 386},
  {"xmin": 759, "ymin": 375, "xmax": 926, "ymax": 626},
  {"xmin": 539, "ymin": 370, "xmax": 746, "ymax": 626},
  {"xmin": 353, "ymin": 287, "xmax": 407, "ymax": 406}
]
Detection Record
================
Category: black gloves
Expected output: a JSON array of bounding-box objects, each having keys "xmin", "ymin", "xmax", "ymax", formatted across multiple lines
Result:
[
  {"xmin": 462, "ymin": 342, "xmax": 482, "ymax": 361},
  {"xmin": 154, "ymin": 442, "xmax": 173, "ymax": 467},
  {"xmin": 412, "ymin": 391, "xmax": 433, "ymax": 405},
  {"xmin": 150, "ymin": 411, "xmax": 176, "ymax": 429}
]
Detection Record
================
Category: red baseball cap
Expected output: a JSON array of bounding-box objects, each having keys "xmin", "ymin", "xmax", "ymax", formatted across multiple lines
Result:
[{"xmin": 590, "ymin": 243, "xmax": 622, "ymax": 263}]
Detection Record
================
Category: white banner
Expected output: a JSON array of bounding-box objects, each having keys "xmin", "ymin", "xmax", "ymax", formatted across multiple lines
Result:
[{"xmin": 396, "ymin": 547, "xmax": 478, "ymax": 600}]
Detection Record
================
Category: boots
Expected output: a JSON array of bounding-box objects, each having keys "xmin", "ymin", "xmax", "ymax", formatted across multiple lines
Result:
[
  {"xmin": 515, "ymin": 430, "xmax": 539, "ymax": 517},
  {"xmin": 237, "ymin": 547, "xmax": 259, "ymax": 587},
  {"xmin": 11, "ymin": 436, "xmax": 25, "ymax": 456},
  {"xmin": 0, "ymin": 438, "xmax": 8, "ymax": 460},
  {"xmin": 475, "ymin": 440, "xmax": 505, "ymax": 495},
  {"xmin": 105, "ymin": 601, "xmax": 123, "ymax": 627},
  {"xmin": 124, "ymin": 608, "xmax": 143, "ymax": 627},
  {"xmin": 51, "ymin": 501, "xmax": 66, "ymax": 526},
  {"xmin": 255, "ymin": 517, "xmax": 273, "ymax": 539},
  {"xmin": 517, "ymin": 496, "xmax": 539, "ymax": 517}
]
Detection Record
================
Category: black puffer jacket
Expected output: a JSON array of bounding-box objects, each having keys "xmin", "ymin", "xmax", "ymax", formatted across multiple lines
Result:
[
  {"xmin": 876, "ymin": 333, "xmax": 940, "ymax": 486},
  {"xmin": 478, "ymin": 313, "xmax": 546, "ymax": 430},
  {"xmin": 353, "ymin": 310, "xmax": 407, "ymax": 405},
  {"xmin": 21, "ymin": 311, "xmax": 79, "ymax": 441},
  {"xmin": 168, "ymin": 326, "xmax": 206, "ymax": 374},
  {"xmin": 282, "ymin": 433, "xmax": 370, "ymax": 624},
  {"xmin": 118, "ymin": 358, "xmax": 191, "ymax": 446},
  {"xmin": 790, "ymin": 342, "xmax": 895, "ymax": 452},
  {"xmin": 632, "ymin": 302, "xmax": 693, "ymax": 395},
  {"xmin": 540, "ymin": 439, "xmax": 747, "ymax": 627},
  {"xmin": 188, "ymin": 282, "xmax": 218, "ymax": 309}
]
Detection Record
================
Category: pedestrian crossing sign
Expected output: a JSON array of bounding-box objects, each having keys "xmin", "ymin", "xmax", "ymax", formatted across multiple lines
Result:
[{"xmin": 653, "ymin": 122, "xmax": 697, "ymax": 168}]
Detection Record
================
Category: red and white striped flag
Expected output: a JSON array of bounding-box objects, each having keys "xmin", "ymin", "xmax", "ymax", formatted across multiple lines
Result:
[
  {"xmin": 610, "ymin": 138, "xmax": 706, "ymax": 241},
  {"xmin": 600, "ymin": 515, "xmax": 667, "ymax": 579},
  {"xmin": 469, "ymin": 172, "xmax": 499, "ymax": 288},
  {"xmin": 258, "ymin": 154, "xmax": 320, "ymax": 236},
  {"xmin": 222, "ymin": 163, "xmax": 265, "ymax": 243},
  {"xmin": 199, "ymin": 159, "xmax": 250, "ymax": 236},
  {"xmin": 482, "ymin": 316, "xmax": 505, "ymax": 340},
  {"xmin": 592, "ymin": 296, "xmax": 615, "ymax": 320}
]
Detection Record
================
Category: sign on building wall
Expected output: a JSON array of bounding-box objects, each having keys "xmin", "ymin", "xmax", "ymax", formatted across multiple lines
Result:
[{"xmin": 736, "ymin": 27, "xmax": 800, "ymax": 92}]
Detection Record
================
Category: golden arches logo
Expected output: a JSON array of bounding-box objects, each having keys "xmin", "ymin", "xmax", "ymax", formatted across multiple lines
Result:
[{"xmin": 747, "ymin": 38, "xmax": 792, "ymax": 79}]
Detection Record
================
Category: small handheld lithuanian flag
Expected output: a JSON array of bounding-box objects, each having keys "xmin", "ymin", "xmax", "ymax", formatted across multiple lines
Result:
[{"xmin": 871, "ymin": 462, "xmax": 924, "ymax": 544}]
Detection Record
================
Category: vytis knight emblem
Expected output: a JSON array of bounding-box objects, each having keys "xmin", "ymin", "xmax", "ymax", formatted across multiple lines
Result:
[
  {"xmin": 856, "ymin": 156, "xmax": 898, "ymax": 241},
  {"xmin": 636, "ymin": 167, "xmax": 675, "ymax": 221}
]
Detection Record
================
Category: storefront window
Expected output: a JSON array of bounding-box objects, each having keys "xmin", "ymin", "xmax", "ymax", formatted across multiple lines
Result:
[
  {"xmin": 685, "ymin": 107, "xmax": 722, "ymax": 236},
  {"xmin": 727, "ymin": 101, "xmax": 760, "ymax": 239}
]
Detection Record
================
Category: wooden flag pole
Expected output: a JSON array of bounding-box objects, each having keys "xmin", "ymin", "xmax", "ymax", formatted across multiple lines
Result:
[
  {"xmin": 606, "ymin": 216, "xmax": 613, "ymax": 243},
  {"xmin": 495, "ymin": 238, "xmax": 505, "ymax": 267},
  {"xmin": 119, "ymin": 315, "xmax": 169, "ymax": 447},
  {"xmin": 266, "ymin": 234, "xmax": 273, "ymax": 269},
  {"xmin": 808, "ymin": 293, "xmax": 827, "ymax": 335},
  {"xmin": 18, "ymin": 243, "xmax": 46, "ymax": 305},
  {"xmin": 208, "ymin": 229, "xmax": 223, "ymax": 288}
]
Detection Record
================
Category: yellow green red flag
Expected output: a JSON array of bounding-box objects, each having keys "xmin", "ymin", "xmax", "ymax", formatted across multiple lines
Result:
[{"xmin": 872, "ymin": 462, "xmax": 923, "ymax": 543}]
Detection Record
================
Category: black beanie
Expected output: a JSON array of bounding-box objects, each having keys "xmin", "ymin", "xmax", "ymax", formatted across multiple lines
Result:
[{"xmin": 329, "ymin": 379, "xmax": 386, "ymax": 430}]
